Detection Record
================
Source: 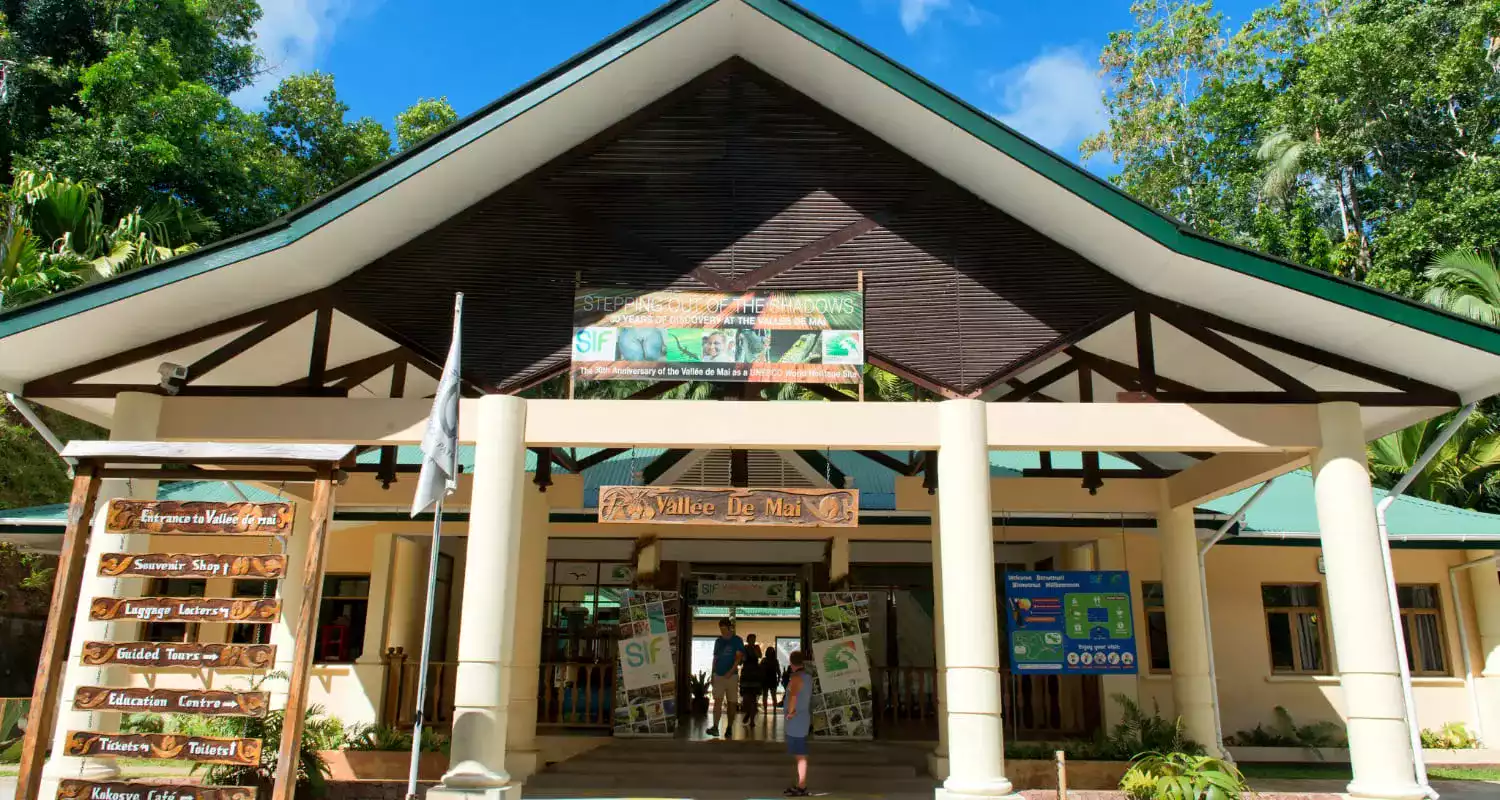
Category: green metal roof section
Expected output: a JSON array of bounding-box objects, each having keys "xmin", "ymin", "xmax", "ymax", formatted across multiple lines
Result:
[
  {"xmin": 1208, "ymin": 469, "xmax": 1500, "ymax": 538},
  {"xmin": 3, "ymin": 0, "xmax": 1500, "ymax": 357}
]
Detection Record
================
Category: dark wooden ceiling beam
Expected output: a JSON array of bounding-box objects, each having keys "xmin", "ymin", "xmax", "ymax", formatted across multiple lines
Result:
[
  {"xmin": 183, "ymin": 308, "xmax": 312, "ymax": 385},
  {"xmin": 305, "ymin": 306, "xmax": 333, "ymax": 390},
  {"xmin": 24, "ymin": 383, "xmax": 348, "ymax": 399},
  {"xmin": 24, "ymin": 291, "xmax": 327, "ymax": 395},
  {"xmin": 729, "ymin": 449, "xmax": 750, "ymax": 487},
  {"xmin": 794, "ymin": 450, "xmax": 847, "ymax": 488},
  {"xmin": 1114, "ymin": 452, "xmax": 1169, "ymax": 477},
  {"xmin": 969, "ymin": 303, "xmax": 1135, "ymax": 399},
  {"xmin": 641, "ymin": 449, "xmax": 693, "ymax": 484},
  {"xmin": 576, "ymin": 448, "xmax": 631, "ymax": 471},
  {"xmin": 853, "ymin": 449, "xmax": 916, "ymax": 475},
  {"xmin": 1152, "ymin": 303, "xmax": 1316, "ymax": 398},
  {"xmin": 1065, "ymin": 347, "xmax": 1200, "ymax": 395},
  {"xmin": 996, "ymin": 360, "xmax": 1080, "ymax": 402},
  {"xmin": 1135, "ymin": 309, "xmax": 1157, "ymax": 395}
]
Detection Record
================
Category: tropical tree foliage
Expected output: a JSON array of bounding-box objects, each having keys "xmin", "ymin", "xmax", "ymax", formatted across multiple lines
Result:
[{"xmin": 1425, "ymin": 249, "xmax": 1500, "ymax": 326}]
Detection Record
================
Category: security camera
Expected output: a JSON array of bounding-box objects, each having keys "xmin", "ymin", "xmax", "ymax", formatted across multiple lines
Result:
[{"xmin": 158, "ymin": 362, "xmax": 188, "ymax": 395}]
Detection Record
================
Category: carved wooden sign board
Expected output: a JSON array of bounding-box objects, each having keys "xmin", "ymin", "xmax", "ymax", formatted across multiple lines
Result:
[
  {"xmin": 599, "ymin": 486, "xmax": 858, "ymax": 527},
  {"xmin": 105, "ymin": 499, "xmax": 295, "ymax": 535},
  {"xmin": 59, "ymin": 781, "xmax": 254, "ymax": 800},
  {"xmin": 75, "ymin": 686, "xmax": 270, "ymax": 717},
  {"xmin": 90, "ymin": 597, "xmax": 281, "ymax": 624},
  {"xmin": 80, "ymin": 641, "xmax": 276, "ymax": 670},
  {"xmin": 100, "ymin": 553, "xmax": 287, "ymax": 579},
  {"xmin": 63, "ymin": 732, "xmax": 261, "ymax": 765}
]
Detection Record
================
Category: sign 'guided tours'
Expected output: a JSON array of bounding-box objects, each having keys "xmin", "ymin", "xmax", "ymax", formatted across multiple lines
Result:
[
  {"xmin": 80, "ymin": 641, "xmax": 276, "ymax": 670},
  {"xmin": 58, "ymin": 781, "xmax": 255, "ymax": 800},
  {"xmin": 105, "ymin": 499, "xmax": 294, "ymax": 535},
  {"xmin": 74, "ymin": 686, "xmax": 270, "ymax": 717},
  {"xmin": 89, "ymin": 597, "xmax": 281, "ymax": 624},
  {"xmin": 99, "ymin": 553, "xmax": 287, "ymax": 579},
  {"xmin": 63, "ymin": 732, "xmax": 262, "ymax": 766},
  {"xmin": 598, "ymin": 486, "xmax": 857, "ymax": 527}
]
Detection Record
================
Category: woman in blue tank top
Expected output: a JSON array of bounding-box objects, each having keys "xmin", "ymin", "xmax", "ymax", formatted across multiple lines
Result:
[{"xmin": 782, "ymin": 651, "xmax": 813, "ymax": 796}]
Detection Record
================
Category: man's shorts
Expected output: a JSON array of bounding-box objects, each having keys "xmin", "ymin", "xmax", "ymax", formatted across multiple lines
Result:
[
  {"xmin": 711, "ymin": 672, "xmax": 739, "ymax": 706},
  {"xmin": 786, "ymin": 735, "xmax": 809, "ymax": 756}
]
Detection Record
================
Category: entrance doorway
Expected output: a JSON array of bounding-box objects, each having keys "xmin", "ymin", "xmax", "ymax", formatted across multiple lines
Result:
[{"xmin": 680, "ymin": 569, "xmax": 806, "ymax": 742}]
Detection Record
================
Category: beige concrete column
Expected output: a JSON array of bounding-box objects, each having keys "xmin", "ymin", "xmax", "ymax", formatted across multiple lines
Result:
[
  {"xmin": 269, "ymin": 501, "xmax": 315, "ymax": 707},
  {"xmin": 1156, "ymin": 498, "xmax": 1219, "ymax": 755},
  {"xmin": 434, "ymin": 395, "xmax": 527, "ymax": 800},
  {"xmin": 357, "ymin": 533, "xmax": 397, "ymax": 664},
  {"xmin": 1466, "ymin": 550, "xmax": 1500, "ymax": 743},
  {"xmin": 635, "ymin": 536, "xmax": 660, "ymax": 586},
  {"xmin": 927, "ymin": 503, "xmax": 950, "ymax": 780},
  {"xmin": 830, "ymin": 534, "xmax": 851, "ymax": 589},
  {"xmin": 385, "ymin": 536, "xmax": 431, "ymax": 655},
  {"xmin": 505, "ymin": 488, "xmax": 549, "ymax": 782},
  {"xmin": 43, "ymin": 392, "xmax": 162, "ymax": 789},
  {"xmin": 1313, "ymin": 402, "xmax": 1423, "ymax": 800},
  {"xmin": 1094, "ymin": 535, "xmax": 1138, "ymax": 728},
  {"xmin": 1063, "ymin": 543, "xmax": 1096, "ymax": 571},
  {"xmin": 936, "ymin": 399, "xmax": 1017, "ymax": 800}
]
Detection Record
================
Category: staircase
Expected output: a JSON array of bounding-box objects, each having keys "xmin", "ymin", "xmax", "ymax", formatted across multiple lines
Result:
[{"xmin": 522, "ymin": 738, "xmax": 941, "ymax": 799}]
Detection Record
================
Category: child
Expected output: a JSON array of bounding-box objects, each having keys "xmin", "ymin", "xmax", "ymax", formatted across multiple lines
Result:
[{"xmin": 782, "ymin": 651, "xmax": 811, "ymax": 796}]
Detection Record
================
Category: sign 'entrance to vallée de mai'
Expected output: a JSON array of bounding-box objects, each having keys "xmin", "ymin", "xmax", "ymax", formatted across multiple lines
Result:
[
  {"xmin": 1003, "ymin": 571, "xmax": 1139, "ymax": 675},
  {"xmin": 571, "ymin": 289, "xmax": 864, "ymax": 384}
]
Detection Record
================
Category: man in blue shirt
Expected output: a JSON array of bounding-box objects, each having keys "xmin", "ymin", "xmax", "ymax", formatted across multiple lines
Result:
[{"xmin": 706, "ymin": 619, "xmax": 744, "ymax": 737}]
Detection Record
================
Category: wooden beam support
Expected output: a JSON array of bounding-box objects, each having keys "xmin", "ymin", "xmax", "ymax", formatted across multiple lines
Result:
[
  {"xmin": 1152, "ymin": 303, "xmax": 1316, "ymax": 398},
  {"xmin": 270, "ymin": 469, "xmax": 336, "ymax": 800},
  {"xmin": 1065, "ymin": 347, "xmax": 1201, "ymax": 395},
  {"xmin": 1167, "ymin": 452, "xmax": 1308, "ymax": 508},
  {"xmin": 305, "ymin": 306, "xmax": 333, "ymax": 391},
  {"xmin": 1113, "ymin": 451, "xmax": 1169, "ymax": 477},
  {"xmin": 575, "ymin": 447, "xmax": 630, "ymax": 471},
  {"xmin": 97, "ymin": 467, "xmax": 326, "ymax": 482},
  {"xmin": 184, "ymin": 309, "xmax": 312, "ymax": 385},
  {"xmin": 853, "ymin": 449, "xmax": 915, "ymax": 475},
  {"xmin": 25, "ymin": 383, "xmax": 348, "ymax": 399},
  {"xmin": 794, "ymin": 450, "xmax": 847, "ymax": 488},
  {"xmin": 1135, "ymin": 309, "xmax": 1157, "ymax": 396},
  {"xmin": 730, "ymin": 449, "xmax": 750, "ymax": 487},
  {"xmin": 16, "ymin": 466, "xmax": 101, "ymax": 800},
  {"xmin": 996, "ymin": 359, "xmax": 1080, "ymax": 402},
  {"xmin": 642, "ymin": 449, "xmax": 693, "ymax": 484},
  {"xmin": 970, "ymin": 303, "xmax": 1135, "ymax": 398}
]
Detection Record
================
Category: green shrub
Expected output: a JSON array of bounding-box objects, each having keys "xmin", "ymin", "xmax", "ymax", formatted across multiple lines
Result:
[
  {"xmin": 343, "ymin": 723, "xmax": 447, "ymax": 753},
  {"xmin": 1103, "ymin": 694, "xmax": 1200, "ymax": 760},
  {"xmin": 1225, "ymin": 706, "xmax": 1346, "ymax": 750},
  {"xmin": 1421, "ymin": 722, "xmax": 1479, "ymax": 750},
  {"xmin": 182, "ymin": 673, "xmax": 337, "ymax": 798},
  {"xmin": 1120, "ymin": 751, "xmax": 1249, "ymax": 800}
]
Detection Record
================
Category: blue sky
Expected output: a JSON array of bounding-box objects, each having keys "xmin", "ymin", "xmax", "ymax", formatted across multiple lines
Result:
[{"xmin": 241, "ymin": 0, "xmax": 1262, "ymax": 170}]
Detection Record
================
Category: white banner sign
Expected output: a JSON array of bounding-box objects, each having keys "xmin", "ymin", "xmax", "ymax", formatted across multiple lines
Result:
[
  {"xmin": 619, "ymin": 632, "xmax": 674, "ymax": 691},
  {"xmin": 696, "ymin": 579, "xmax": 790, "ymax": 604},
  {"xmin": 810, "ymin": 634, "xmax": 872, "ymax": 694}
]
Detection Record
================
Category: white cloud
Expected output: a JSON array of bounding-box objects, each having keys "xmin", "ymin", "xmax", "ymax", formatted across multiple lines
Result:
[
  {"xmin": 232, "ymin": 0, "xmax": 360, "ymax": 107},
  {"xmin": 899, "ymin": 0, "xmax": 951, "ymax": 33},
  {"xmin": 990, "ymin": 48, "xmax": 1104, "ymax": 154}
]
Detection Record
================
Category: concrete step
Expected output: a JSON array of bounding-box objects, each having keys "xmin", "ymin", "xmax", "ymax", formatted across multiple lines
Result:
[
  {"xmin": 525, "ymin": 772, "xmax": 940, "ymax": 795},
  {"xmin": 549, "ymin": 759, "xmax": 920, "ymax": 779},
  {"xmin": 565, "ymin": 751, "xmax": 923, "ymax": 768}
]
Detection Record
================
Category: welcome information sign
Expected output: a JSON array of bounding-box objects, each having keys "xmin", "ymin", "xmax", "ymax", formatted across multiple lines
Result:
[
  {"xmin": 571, "ymin": 289, "xmax": 863, "ymax": 384},
  {"xmin": 1002, "ymin": 571, "xmax": 1139, "ymax": 675}
]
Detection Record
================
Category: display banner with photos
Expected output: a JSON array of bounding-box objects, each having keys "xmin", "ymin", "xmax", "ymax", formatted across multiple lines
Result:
[
  {"xmin": 807, "ymin": 592, "xmax": 875, "ymax": 740},
  {"xmin": 613, "ymin": 589, "xmax": 681, "ymax": 737},
  {"xmin": 1002, "ymin": 570, "xmax": 1138, "ymax": 675},
  {"xmin": 571, "ymin": 289, "xmax": 863, "ymax": 384}
]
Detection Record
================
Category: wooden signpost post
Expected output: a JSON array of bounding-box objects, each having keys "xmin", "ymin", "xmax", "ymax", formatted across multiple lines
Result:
[{"xmin": 13, "ymin": 442, "xmax": 351, "ymax": 800}]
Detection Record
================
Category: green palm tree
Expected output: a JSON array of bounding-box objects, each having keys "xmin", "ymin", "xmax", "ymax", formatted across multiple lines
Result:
[
  {"xmin": 0, "ymin": 171, "xmax": 217, "ymax": 308},
  {"xmin": 1424, "ymin": 249, "xmax": 1500, "ymax": 326},
  {"xmin": 1368, "ymin": 408, "xmax": 1500, "ymax": 509}
]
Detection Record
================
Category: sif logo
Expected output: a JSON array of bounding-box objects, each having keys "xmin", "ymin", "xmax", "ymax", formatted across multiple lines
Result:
[
  {"xmin": 573, "ymin": 327, "xmax": 617, "ymax": 362},
  {"xmin": 624, "ymin": 635, "xmax": 666, "ymax": 668}
]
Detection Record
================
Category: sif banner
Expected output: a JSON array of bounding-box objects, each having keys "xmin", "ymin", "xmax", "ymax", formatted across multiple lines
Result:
[
  {"xmin": 808, "ymin": 592, "xmax": 875, "ymax": 740},
  {"xmin": 614, "ymin": 590, "xmax": 680, "ymax": 737},
  {"xmin": 1002, "ymin": 571, "xmax": 1138, "ymax": 675},
  {"xmin": 572, "ymin": 289, "xmax": 863, "ymax": 384}
]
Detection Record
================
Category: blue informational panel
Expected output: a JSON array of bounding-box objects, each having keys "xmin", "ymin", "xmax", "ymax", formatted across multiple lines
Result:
[{"xmin": 1002, "ymin": 571, "xmax": 1138, "ymax": 675}]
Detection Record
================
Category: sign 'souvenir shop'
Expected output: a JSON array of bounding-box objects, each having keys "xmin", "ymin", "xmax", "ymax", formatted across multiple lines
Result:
[
  {"xmin": 598, "ymin": 486, "xmax": 857, "ymax": 527},
  {"xmin": 99, "ymin": 553, "xmax": 287, "ymax": 579}
]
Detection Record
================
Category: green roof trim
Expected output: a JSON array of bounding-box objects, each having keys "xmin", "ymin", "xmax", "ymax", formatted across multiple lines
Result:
[
  {"xmin": 2, "ymin": 0, "xmax": 1499, "ymax": 357},
  {"xmin": 1208, "ymin": 469, "xmax": 1500, "ymax": 539}
]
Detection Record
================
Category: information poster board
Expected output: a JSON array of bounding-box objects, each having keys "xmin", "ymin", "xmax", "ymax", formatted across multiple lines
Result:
[
  {"xmin": 1002, "ymin": 571, "xmax": 1138, "ymax": 675},
  {"xmin": 807, "ymin": 592, "xmax": 874, "ymax": 740},
  {"xmin": 572, "ymin": 289, "xmax": 863, "ymax": 384},
  {"xmin": 613, "ymin": 589, "xmax": 680, "ymax": 736}
]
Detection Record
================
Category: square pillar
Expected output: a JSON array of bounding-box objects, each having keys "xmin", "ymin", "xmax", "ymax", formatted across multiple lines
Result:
[
  {"xmin": 505, "ymin": 488, "xmax": 549, "ymax": 782},
  {"xmin": 1094, "ymin": 535, "xmax": 1139, "ymax": 729},
  {"xmin": 1466, "ymin": 550, "xmax": 1500, "ymax": 743},
  {"xmin": 270, "ymin": 502, "xmax": 315, "ymax": 707},
  {"xmin": 830, "ymin": 534, "xmax": 852, "ymax": 589},
  {"xmin": 1313, "ymin": 402, "xmax": 1423, "ymax": 800},
  {"xmin": 42, "ymin": 392, "xmax": 162, "ymax": 790},
  {"xmin": 1156, "ymin": 497, "xmax": 1220, "ymax": 755},
  {"xmin": 935, "ymin": 399, "xmax": 1018, "ymax": 800},
  {"xmin": 433, "ymin": 395, "xmax": 528, "ymax": 800}
]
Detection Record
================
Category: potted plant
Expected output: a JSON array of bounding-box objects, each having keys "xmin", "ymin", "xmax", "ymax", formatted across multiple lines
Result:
[
  {"xmin": 688, "ymin": 671, "xmax": 710, "ymax": 715},
  {"xmin": 325, "ymin": 723, "xmax": 448, "ymax": 781}
]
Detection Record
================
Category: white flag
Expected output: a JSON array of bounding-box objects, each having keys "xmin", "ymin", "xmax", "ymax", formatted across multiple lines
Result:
[{"xmin": 411, "ymin": 293, "xmax": 463, "ymax": 517}]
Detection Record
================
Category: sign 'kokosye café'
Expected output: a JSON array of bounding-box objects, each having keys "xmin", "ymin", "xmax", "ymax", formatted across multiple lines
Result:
[
  {"xmin": 599, "ymin": 486, "xmax": 858, "ymax": 527},
  {"xmin": 58, "ymin": 780, "xmax": 254, "ymax": 800}
]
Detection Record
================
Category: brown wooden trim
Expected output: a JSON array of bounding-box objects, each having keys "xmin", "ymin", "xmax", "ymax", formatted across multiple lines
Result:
[
  {"xmin": 97, "ymin": 467, "xmax": 326, "ymax": 482},
  {"xmin": 730, "ymin": 449, "xmax": 750, "ymax": 487},
  {"xmin": 1112, "ymin": 452, "xmax": 1169, "ymax": 477},
  {"xmin": 576, "ymin": 447, "xmax": 630, "ymax": 471},
  {"xmin": 1022, "ymin": 468, "xmax": 1162, "ymax": 479},
  {"xmin": 853, "ymin": 450, "xmax": 915, "ymax": 475},
  {"xmin": 305, "ymin": 306, "xmax": 333, "ymax": 390},
  {"xmin": 1145, "ymin": 295, "xmax": 1460, "ymax": 403},
  {"xmin": 1153, "ymin": 303, "xmax": 1316, "ymax": 398},
  {"xmin": 185, "ymin": 309, "xmax": 312, "ymax": 385},
  {"xmin": 867, "ymin": 352, "xmax": 961, "ymax": 399},
  {"xmin": 16, "ymin": 466, "xmax": 101, "ymax": 800},
  {"xmin": 534, "ymin": 188, "xmax": 733, "ymax": 291},
  {"xmin": 1152, "ymin": 390, "xmax": 1437, "ymax": 406},
  {"xmin": 641, "ymin": 449, "xmax": 693, "ymax": 484},
  {"xmin": 1065, "ymin": 348, "xmax": 1200, "ymax": 395},
  {"xmin": 23, "ymin": 292, "xmax": 326, "ymax": 395},
  {"xmin": 26, "ymin": 383, "xmax": 349, "ymax": 399},
  {"xmin": 968, "ymin": 303, "xmax": 1134, "ymax": 398},
  {"xmin": 271, "ymin": 469, "xmax": 335, "ymax": 800},
  {"xmin": 1135, "ymin": 309, "xmax": 1157, "ymax": 396},
  {"xmin": 793, "ymin": 450, "xmax": 846, "ymax": 488},
  {"xmin": 534, "ymin": 446, "xmax": 554, "ymax": 491},
  {"xmin": 995, "ymin": 359, "xmax": 1079, "ymax": 402}
]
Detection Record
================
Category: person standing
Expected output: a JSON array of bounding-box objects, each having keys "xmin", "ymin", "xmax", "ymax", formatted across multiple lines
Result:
[
  {"xmin": 782, "ymin": 651, "xmax": 812, "ymax": 796},
  {"xmin": 740, "ymin": 644, "xmax": 763, "ymax": 727},
  {"xmin": 706, "ymin": 619, "xmax": 744, "ymax": 738},
  {"xmin": 761, "ymin": 647, "xmax": 782, "ymax": 710}
]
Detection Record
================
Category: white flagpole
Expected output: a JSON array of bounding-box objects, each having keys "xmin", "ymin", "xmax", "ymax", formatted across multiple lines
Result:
[
  {"xmin": 406, "ymin": 495, "xmax": 446, "ymax": 800},
  {"xmin": 407, "ymin": 293, "xmax": 463, "ymax": 800}
]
